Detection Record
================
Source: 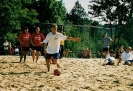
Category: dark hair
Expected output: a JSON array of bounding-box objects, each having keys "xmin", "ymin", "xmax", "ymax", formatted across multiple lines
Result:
[
  {"xmin": 24, "ymin": 27, "xmax": 28, "ymax": 30},
  {"xmin": 110, "ymin": 50, "xmax": 115, "ymax": 54}
]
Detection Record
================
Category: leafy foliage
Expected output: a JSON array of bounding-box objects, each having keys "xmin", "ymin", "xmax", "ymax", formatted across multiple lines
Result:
[
  {"xmin": 0, "ymin": 0, "xmax": 38, "ymax": 46},
  {"xmin": 88, "ymin": 0, "xmax": 133, "ymax": 51}
]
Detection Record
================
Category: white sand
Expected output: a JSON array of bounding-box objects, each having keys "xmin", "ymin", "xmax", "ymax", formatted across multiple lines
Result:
[{"xmin": 0, "ymin": 56, "xmax": 133, "ymax": 91}]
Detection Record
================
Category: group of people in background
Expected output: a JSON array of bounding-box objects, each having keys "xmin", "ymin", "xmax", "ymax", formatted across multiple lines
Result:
[
  {"xmin": 101, "ymin": 33, "xmax": 133, "ymax": 66},
  {"xmin": 77, "ymin": 47, "xmax": 92, "ymax": 58},
  {"xmin": 3, "ymin": 40, "xmax": 19, "ymax": 55},
  {"xmin": 17, "ymin": 26, "xmax": 45, "ymax": 63}
]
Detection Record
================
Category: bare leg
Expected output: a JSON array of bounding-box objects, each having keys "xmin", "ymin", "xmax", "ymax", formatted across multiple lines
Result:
[
  {"xmin": 35, "ymin": 51, "xmax": 40, "ymax": 63},
  {"xmin": 24, "ymin": 51, "xmax": 28, "ymax": 63},
  {"xmin": 53, "ymin": 59, "xmax": 60, "ymax": 68},
  {"xmin": 20, "ymin": 51, "xmax": 24, "ymax": 62},
  {"xmin": 127, "ymin": 61, "xmax": 132, "ymax": 66},
  {"xmin": 102, "ymin": 60, "xmax": 108, "ymax": 66},
  {"xmin": 131, "ymin": 62, "xmax": 133, "ymax": 66},
  {"xmin": 46, "ymin": 59, "xmax": 51, "ymax": 72},
  {"xmin": 32, "ymin": 50, "xmax": 36, "ymax": 62}
]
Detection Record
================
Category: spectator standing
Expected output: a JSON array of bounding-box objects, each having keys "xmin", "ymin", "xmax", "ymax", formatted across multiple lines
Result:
[
  {"xmin": 8, "ymin": 42, "xmax": 13, "ymax": 55},
  {"xmin": 3, "ymin": 40, "xmax": 9, "ymax": 55},
  {"xmin": 59, "ymin": 31, "xmax": 66, "ymax": 58},
  {"xmin": 102, "ymin": 33, "xmax": 113, "ymax": 58}
]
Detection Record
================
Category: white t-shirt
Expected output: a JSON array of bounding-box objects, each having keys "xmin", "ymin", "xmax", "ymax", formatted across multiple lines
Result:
[
  {"xmin": 121, "ymin": 51, "xmax": 133, "ymax": 62},
  {"xmin": 15, "ymin": 48, "xmax": 19, "ymax": 52},
  {"xmin": 43, "ymin": 32, "xmax": 67, "ymax": 54},
  {"xmin": 3, "ymin": 42, "xmax": 9, "ymax": 50},
  {"xmin": 106, "ymin": 53, "xmax": 115, "ymax": 61}
]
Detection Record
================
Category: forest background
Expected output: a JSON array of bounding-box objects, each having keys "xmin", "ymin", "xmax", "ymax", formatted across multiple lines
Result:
[{"xmin": 0, "ymin": 0, "xmax": 133, "ymax": 57}]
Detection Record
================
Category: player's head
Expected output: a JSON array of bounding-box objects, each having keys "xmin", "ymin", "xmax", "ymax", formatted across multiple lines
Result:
[
  {"xmin": 103, "ymin": 33, "xmax": 107, "ymax": 38},
  {"xmin": 110, "ymin": 50, "xmax": 115, "ymax": 57},
  {"xmin": 51, "ymin": 24, "xmax": 58, "ymax": 34},
  {"xmin": 24, "ymin": 27, "xmax": 29, "ymax": 33},
  {"xmin": 126, "ymin": 46, "xmax": 132, "ymax": 53},
  {"xmin": 35, "ymin": 26, "xmax": 40, "ymax": 34}
]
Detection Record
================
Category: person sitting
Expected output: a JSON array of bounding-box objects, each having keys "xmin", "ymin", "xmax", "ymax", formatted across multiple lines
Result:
[
  {"xmin": 63, "ymin": 49, "xmax": 71, "ymax": 58},
  {"xmin": 77, "ymin": 50, "xmax": 84, "ymax": 58},
  {"xmin": 102, "ymin": 50, "xmax": 115, "ymax": 66},
  {"xmin": 117, "ymin": 46, "xmax": 133, "ymax": 66},
  {"xmin": 97, "ymin": 51, "xmax": 102, "ymax": 58},
  {"xmin": 83, "ymin": 47, "xmax": 92, "ymax": 58},
  {"xmin": 3, "ymin": 40, "xmax": 9, "ymax": 55},
  {"xmin": 14, "ymin": 46, "xmax": 19, "ymax": 55}
]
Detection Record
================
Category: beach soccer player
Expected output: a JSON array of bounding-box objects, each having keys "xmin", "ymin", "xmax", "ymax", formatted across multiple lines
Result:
[
  {"xmin": 17, "ymin": 27, "xmax": 31, "ymax": 63},
  {"xmin": 43, "ymin": 23, "xmax": 80, "ymax": 72},
  {"xmin": 30, "ymin": 26, "xmax": 45, "ymax": 63}
]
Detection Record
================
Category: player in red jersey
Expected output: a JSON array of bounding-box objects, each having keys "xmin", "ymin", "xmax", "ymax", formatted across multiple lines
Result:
[
  {"xmin": 17, "ymin": 27, "xmax": 31, "ymax": 63},
  {"xmin": 30, "ymin": 26, "xmax": 45, "ymax": 63}
]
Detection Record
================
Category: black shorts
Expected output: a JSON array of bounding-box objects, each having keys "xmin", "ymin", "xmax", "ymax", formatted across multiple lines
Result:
[
  {"xmin": 106, "ymin": 59, "xmax": 114, "ymax": 65},
  {"xmin": 103, "ymin": 48, "xmax": 109, "ymax": 52},
  {"xmin": 46, "ymin": 53, "xmax": 60, "ymax": 59},
  {"xmin": 22, "ymin": 47, "xmax": 29, "ymax": 51},
  {"xmin": 124, "ymin": 60, "xmax": 133, "ymax": 65},
  {"xmin": 32, "ymin": 46, "xmax": 42, "ymax": 51}
]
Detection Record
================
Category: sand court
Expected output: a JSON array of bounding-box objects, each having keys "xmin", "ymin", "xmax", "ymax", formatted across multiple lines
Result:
[{"xmin": 0, "ymin": 56, "xmax": 133, "ymax": 91}]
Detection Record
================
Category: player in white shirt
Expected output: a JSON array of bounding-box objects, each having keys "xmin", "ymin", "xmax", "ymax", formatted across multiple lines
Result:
[
  {"xmin": 117, "ymin": 46, "xmax": 133, "ymax": 66},
  {"xmin": 102, "ymin": 50, "xmax": 115, "ymax": 66},
  {"xmin": 43, "ymin": 24, "xmax": 80, "ymax": 72}
]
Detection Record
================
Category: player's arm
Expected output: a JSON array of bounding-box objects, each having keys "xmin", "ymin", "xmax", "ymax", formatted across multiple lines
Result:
[
  {"xmin": 118, "ymin": 49, "xmax": 120, "ymax": 55},
  {"xmin": 109, "ymin": 37, "xmax": 113, "ymax": 45},
  {"xmin": 30, "ymin": 37, "xmax": 35, "ymax": 46},
  {"xmin": 42, "ymin": 35, "xmax": 49, "ymax": 53},
  {"xmin": 30, "ymin": 40, "xmax": 35, "ymax": 46},
  {"xmin": 17, "ymin": 35, "xmax": 23, "ymax": 44},
  {"xmin": 18, "ymin": 39, "xmax": 23, "ymax": 44},
  {"xmin": 66, "ymin": 37, "xmax": 80, "ymax": 41},
  {"xmin": 30, "ymin": 34, "xmax": 35, "ymax": 46}
]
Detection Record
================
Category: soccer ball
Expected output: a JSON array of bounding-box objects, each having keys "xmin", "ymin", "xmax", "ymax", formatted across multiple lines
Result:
[{"xmin": 54, "ymin": 69, "xmax": 61, "ymax": 76}]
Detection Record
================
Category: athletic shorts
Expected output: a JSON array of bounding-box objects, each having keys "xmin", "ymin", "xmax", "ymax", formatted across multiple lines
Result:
[
  {"xmin": 32, "ymin": 46, "xmax": 42, "ymax": 51},
  {"xmin": 106, "ymin": 59, "xmax": 114, "ymax": 65},
  {"xmin": 124, "ymin": 60, "xmax": 133, "ymax": 65},
  {"xmin": 103, "ymin": 48, "xmax": 109, "ymax": 52},
  {"xmin": 46, "ymin": 53, "xmax": 60, "ymax": 59},
  {"xmin": 22, "ymin": 47, "xmax": 29, "ymax": 51}
]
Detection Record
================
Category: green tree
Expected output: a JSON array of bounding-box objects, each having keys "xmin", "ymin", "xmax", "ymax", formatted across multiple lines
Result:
[
  {"xmin": 31, "ymin": 0, "xmax": 66, "ymax": 24},
  {"xmin": 88, "ymin": 0, "xmax": 133, "ymax": 50},
  {"xmin": 64, "ymin": 1, "xmax": 104, "ymax": 53},
  {"xmin": 67, "ymin": 1, "xmax": 88, "ymax": 25},
  {"xmin": 0, "ymin": 0, "xmax": 38, "ymax": 46}
]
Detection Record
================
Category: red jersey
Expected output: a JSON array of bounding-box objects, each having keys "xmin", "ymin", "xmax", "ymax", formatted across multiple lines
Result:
[
  {"xmin": 17, "ymin": 33, "xmax": 31, "ymax": 47},
  {"xmin": 30, "ymin": 32, "xmax": 45, "ymax": 46}
]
